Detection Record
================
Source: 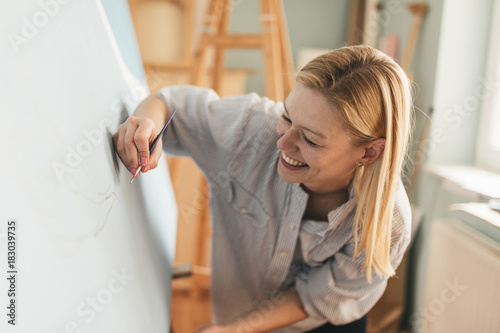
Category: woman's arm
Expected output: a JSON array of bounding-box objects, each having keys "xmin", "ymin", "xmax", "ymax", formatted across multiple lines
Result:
[
  {"xmin": 114, "ymin": 85, "xmax": 281, "ymax": 181},
  {"xmin": 133, "ymin": 93, "xmax": 169, "ymax": 127},
  {"xmin": 196, "ymin": 289, "xmax": 308, "ymax": 333},
  {"xmin": 112, "ymin": 94, "xmax": 169, "ymax": 175}
]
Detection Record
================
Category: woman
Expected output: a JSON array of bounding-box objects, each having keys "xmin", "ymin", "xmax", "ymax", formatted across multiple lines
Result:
[{"xmin": 113, "ymin": 45, "xmax": 413, "ymax": 332}]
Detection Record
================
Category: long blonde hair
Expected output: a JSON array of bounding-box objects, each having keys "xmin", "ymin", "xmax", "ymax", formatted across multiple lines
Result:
[{"xmin": 296, "ymin": 45, "xmax": 412, "ymax": 282}]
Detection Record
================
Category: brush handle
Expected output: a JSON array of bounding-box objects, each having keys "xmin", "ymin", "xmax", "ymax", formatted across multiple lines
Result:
[{"xmin": 149, "ymin": 108, "xmax": 176, "ymax": 153}]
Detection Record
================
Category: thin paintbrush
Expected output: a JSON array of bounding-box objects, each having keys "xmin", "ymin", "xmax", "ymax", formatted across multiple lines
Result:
[{"xmin": 130, "ymin": 109, "xmax": 177, "ymax": 184}]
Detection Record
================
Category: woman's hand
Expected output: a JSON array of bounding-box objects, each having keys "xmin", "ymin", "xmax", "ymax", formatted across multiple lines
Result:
[
  {"xmin": 112, "ymin": 116, "xmax": 164, "ymax": 176},
  {"xmin": 194, "ymin": 290, "xmax": 307, "ymax": 332}
]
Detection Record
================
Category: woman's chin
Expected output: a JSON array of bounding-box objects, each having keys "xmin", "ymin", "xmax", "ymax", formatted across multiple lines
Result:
[{"xmin": 277, "ymin": 163, "xmax": 305, "ymax": 183}]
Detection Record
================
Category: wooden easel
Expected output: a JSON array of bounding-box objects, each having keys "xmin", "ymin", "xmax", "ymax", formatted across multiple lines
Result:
[
  {"xmin": 404, "ymin": 2, "xmax": 428, "ymax": 197},
  {"xmin": 401, "ymin": 2, "xmax": 428, "ymax": 76},
  {"xmin": 191, "ymin": 0, "xmax": 294, "ymax": 101}
]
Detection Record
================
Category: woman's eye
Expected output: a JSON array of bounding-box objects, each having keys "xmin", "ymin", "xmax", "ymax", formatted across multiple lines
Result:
[
  {"xmin": 282, "ymin": 114, "xmax": 318, "ymax": 147},
  {"xmin": 303, "ymin": 134, "xmax": 318, "ymax": 147},
  {"xmin": 282, "ymin": 114, "xmax": 291, "ymax": 123}
]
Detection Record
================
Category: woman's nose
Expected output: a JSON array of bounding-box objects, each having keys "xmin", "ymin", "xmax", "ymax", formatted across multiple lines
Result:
[{"xmin": 276, "ymin": 129, "xmax": 298, "ymax": 152}]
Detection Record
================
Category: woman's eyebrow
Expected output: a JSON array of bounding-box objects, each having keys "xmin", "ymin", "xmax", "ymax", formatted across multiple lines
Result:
[{"xmin": 283, "ymin": 102, "xmax": 327, "ymax": 139}]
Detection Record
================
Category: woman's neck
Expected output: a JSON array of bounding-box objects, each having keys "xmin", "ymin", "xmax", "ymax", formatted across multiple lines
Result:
[{"xmin": 301, "ymin": 184, "xmax": 350, "ymax": 221}]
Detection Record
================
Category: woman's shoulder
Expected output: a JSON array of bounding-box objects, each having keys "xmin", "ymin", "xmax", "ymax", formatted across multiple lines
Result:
[
  {"xmin": 210, "ymin": 91, "xmax": 283, "ymax": 130},
  {"xmin": 208, "ymin": 91, "xmax": 283, "ymax": 155},
  {"xmin": 161, "ymin": 85, "xmax": 283, "ymax": 153}
]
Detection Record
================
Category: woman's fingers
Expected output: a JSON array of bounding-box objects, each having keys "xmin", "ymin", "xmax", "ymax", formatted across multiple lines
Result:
[
  {"xmin": 145, "ymin": 137, "xmax": 163, "ymax": 172},
  {"xmin": 113, "ymin": 116, "xmax": 162, "ymax": 175},
  {"xmin": 134, "ymin": 119, "xmax": 155, "ymax": 171},
  {"xmin": 123, "ymin": 118, "xmax": 140, "ymax": 172},
  {"xmin": 114, "ymin": 122, "xmax": 134, "ymax": 173}
]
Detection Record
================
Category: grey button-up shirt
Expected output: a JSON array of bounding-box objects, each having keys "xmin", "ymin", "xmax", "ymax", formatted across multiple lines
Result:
[{"xmin": 160, "ymin": 86, "xmax": 411, "ymax": 332}]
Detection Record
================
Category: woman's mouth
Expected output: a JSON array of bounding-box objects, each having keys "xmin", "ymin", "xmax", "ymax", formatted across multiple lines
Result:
[{"xmin": 280, "ymin": 152, "xmax": 309, "ymax": 169}]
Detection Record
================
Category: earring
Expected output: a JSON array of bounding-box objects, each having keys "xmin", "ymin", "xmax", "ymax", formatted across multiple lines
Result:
[{"xmin": 357, "ymin": 162, "xmax": 363, "ymax": 167}]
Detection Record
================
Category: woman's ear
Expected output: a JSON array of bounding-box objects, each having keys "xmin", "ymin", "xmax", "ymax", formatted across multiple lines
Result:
[{"xmin": 358, "ymin": 138, "xmax": 386, "ymax": 166}]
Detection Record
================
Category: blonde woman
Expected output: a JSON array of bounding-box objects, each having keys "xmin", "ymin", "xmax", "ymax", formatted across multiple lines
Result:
[{"xmin": 113, "ymin": 45, "xmax": 412, "ymax": 332}]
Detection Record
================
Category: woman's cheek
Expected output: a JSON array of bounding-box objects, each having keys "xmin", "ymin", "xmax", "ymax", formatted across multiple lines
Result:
[{"xmin": 301, "ymin": 149, "xmax": 316, "ymax": 165}]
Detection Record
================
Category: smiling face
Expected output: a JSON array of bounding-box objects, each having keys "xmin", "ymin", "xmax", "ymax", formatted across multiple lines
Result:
[{"xmin": 276, "ymin": 83, "xmax": 368, "ymax": 194}]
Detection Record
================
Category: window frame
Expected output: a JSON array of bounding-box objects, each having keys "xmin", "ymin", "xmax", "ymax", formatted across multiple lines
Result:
[{"xmin": 476, "ymin": 0, "xmax": 500, "ymax": 172}]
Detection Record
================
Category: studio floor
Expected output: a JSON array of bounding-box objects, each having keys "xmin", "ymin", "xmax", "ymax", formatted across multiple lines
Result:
[{"xmin": 171, "ymin": 276, "xmax": 212, "ymax": 333}]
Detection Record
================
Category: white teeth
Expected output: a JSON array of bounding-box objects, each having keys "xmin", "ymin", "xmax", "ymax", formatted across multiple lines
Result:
[{"xmin": 282, "ymin": 152, "xmax": 306, "ymax": 167}]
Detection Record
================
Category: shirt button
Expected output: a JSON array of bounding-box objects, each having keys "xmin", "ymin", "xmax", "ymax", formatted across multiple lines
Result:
[
  {"xmin": 265, "ymin": 289, "xmax": 271, "ymax": 295},
  {"xmin": 289, "ymin": 224, "xmax": 296, "ymax": 230},
  {"xmin": 280, "ymin": 251, "xmax": 287, "ymax": 256},
  {"xmin": 272, "ymin": 274, "xmax": 279, "ymax": 279},
  {"xmin": 239, "ymin": 207, "xmax": 247, "ymax": 214}
]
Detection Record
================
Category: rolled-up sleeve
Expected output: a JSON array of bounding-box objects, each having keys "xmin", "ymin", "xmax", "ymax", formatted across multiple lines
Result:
[{"xmin": 295, "ymin": 249, "xmax": 388, "ymax": 325}]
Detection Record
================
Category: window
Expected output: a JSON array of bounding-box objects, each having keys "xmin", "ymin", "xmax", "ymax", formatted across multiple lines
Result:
[{"xmin": 477, "ymin": 0, "xmax": 500, "ymax": 172}]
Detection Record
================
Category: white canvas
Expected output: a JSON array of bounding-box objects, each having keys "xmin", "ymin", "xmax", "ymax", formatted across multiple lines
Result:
[{"xmin": 0, "ymin": 1, "xmax": 177, "ymax": 332}]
